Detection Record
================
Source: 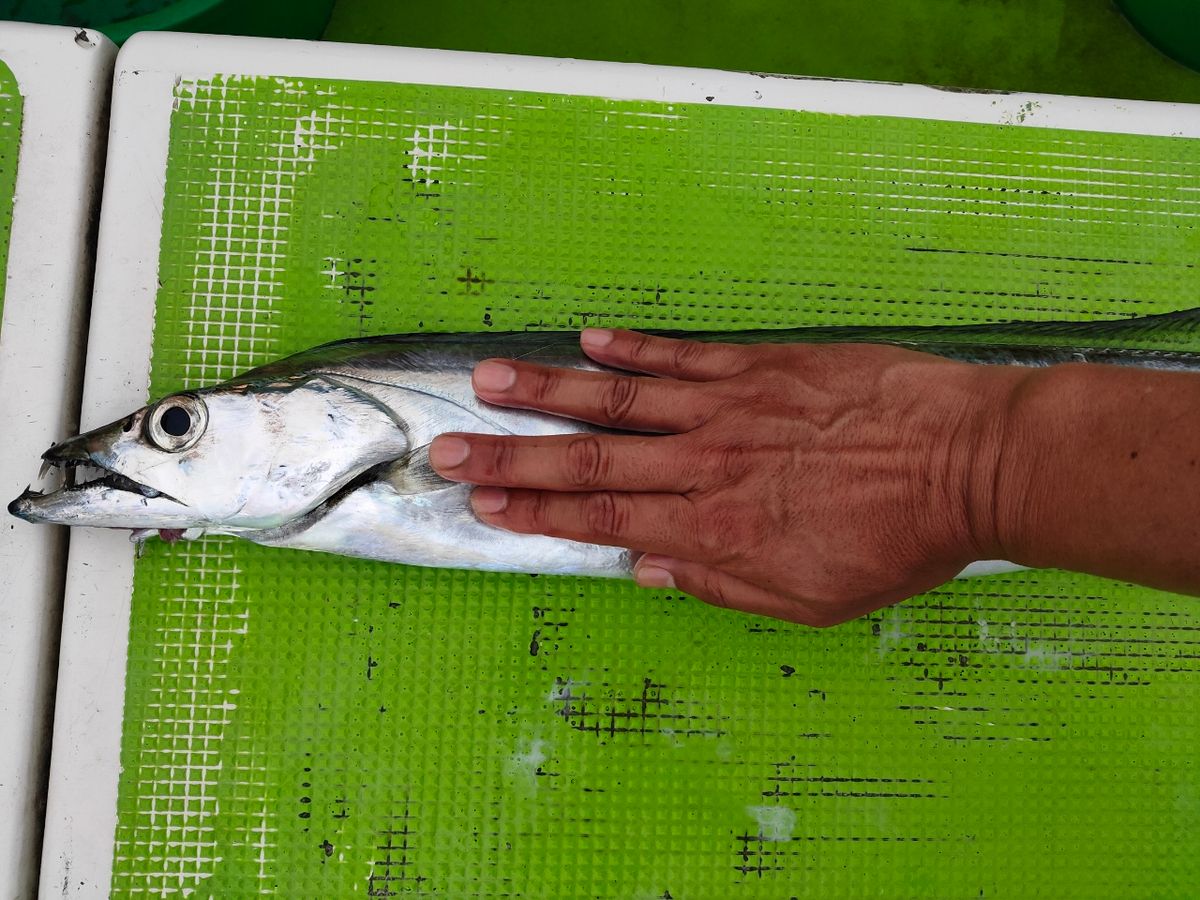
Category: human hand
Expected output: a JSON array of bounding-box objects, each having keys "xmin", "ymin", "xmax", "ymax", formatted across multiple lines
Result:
[{"xmin": 429, "ymin": 329, "xmax": 1026, "ymax": 625}]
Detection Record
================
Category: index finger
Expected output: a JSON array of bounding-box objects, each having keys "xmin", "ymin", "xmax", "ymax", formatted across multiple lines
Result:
[
  {"xmin": 472, "ymin": 358, "xmax": 708, "ymax": 433},
  {"xmin": 580, "ymin": 328, "xmax": 758, "ymax": 381}
]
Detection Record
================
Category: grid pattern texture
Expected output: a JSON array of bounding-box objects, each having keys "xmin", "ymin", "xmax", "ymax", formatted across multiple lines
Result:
[
  {"xmin": 0, "ymin": 60, "xmax": 20, "ymax": 328},
  {"xmin": 111, "ymin": 75, "xmax": 1200, "ymax": 897}
]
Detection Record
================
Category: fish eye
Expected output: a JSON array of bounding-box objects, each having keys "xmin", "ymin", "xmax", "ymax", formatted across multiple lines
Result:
[
  {"xmin": 160, "ymin": 406, "xmax": 191, "ymax": 436},
  {"xmin": 146, "ymin": 395, "xmax": 207, "ymax": 452}
]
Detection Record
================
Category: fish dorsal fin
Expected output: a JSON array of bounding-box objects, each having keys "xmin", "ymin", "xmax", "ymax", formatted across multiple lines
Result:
[
  {"xmin": 380, "ymin": 444, "xmax": 457, "ymax": 495},
  {"xmin": 685, "ymin": 305, "xmax": 1200, "ymax": 351},
  {"xmin": 971, "ymin": 306, "xmax": 1200, "ymax": 344}
]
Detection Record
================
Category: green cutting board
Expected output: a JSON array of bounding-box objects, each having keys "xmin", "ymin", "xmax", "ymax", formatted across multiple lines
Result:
[{"xmin": 111, "ymin": 75, "xmax": 1200, "ymax": 897}]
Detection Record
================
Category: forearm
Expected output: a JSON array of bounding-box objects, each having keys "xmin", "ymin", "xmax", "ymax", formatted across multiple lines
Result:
[{"xmin": 993, "ymin": 363, "xmax": 1200, "ymax": 594}]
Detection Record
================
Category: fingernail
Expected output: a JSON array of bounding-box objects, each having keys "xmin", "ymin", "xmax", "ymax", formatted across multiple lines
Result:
[
  {"xmin": 580, "ymin": 328, "xmax": 614, "ymax": 350},
  {"xmin": 474, "ymin": 360, "xmax": 516, "ymax": 394},
  {"xmin": 635, "ymin": 565, "xmax": 676, "ymax": 589},
  {"xmin": 429, "ymin": 436, "xmax": 470, "ymax": 470},
  {"xmin": 471, "ymin": 486, "xmax": 509, "ymax": 514}
]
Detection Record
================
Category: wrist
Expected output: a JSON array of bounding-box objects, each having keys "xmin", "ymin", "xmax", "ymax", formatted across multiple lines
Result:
[
  {"xmin": 952, "ymin": 364, "xmax": 1035, "ymax": 564},
  {"xmin": 899, "ymin": 357, "xmax": 1035, "ymax": 568}
]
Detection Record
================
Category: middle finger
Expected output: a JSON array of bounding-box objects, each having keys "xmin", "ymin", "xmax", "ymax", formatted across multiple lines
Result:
[{"xmin": 430, "ymin": 432, "xmax": 700, "ymax": 493}]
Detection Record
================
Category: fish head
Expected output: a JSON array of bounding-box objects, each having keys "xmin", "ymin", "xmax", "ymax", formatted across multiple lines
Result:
[{"xmin": 9, "ymin": 376, "xmax": 409, "ymax": 533}]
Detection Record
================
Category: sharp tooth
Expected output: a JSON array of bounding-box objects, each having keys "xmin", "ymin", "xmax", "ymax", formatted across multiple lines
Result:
[{"xmin": 38, "ymin": 459, "xmax": 53, "ymax": 480}]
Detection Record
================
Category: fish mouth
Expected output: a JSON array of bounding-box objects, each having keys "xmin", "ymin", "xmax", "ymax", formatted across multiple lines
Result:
[
  {"xmin": 36, "ymin": 461, "xmax": 162, "ymax": 499},
  {"xmin": 7, "ymin": 441, "xmax": 189, "ymax": 528},
  {"xmin": 37, "ymin": 441, "xmax": 171, "ymax": 500}
]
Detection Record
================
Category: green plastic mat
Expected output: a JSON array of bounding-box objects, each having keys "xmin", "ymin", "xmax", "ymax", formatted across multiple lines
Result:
[
  {"xmin": 111, "ymin": 76, "xmax": 1200, "ymax": 897},
  {"xmin": 0, "ymin": 61, "xmax": 20, "ymax": 330}
]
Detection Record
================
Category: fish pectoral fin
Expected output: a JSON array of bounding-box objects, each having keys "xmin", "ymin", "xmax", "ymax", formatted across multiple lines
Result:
[{"xmin": 379, "ymin": 444, "xmax": 458, "ymax": 495}]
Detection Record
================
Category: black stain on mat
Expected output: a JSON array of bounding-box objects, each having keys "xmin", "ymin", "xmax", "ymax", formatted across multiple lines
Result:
[
  {"xmin": 366, "ymin": 797, "xmax": 430, "ymax": 896},
  {"xmin": 457, "ymin": 266, "xmax": 494, "ymax": 295},
  {"xmin": 732, "ymin": 758, "xmax": 951, "ymax": 881},
  {"xmin": 549, "ymin": 675, "xmax": 728, "ymax": 741},
  {"xmin": 761, "ymin": 757, "xmax": 943, "ymax": 800},
  {"xmin": 323, "ymin": 256, "xmax": 377, "ymax": 334},
  {"xmin": 529, "ymin": 605, "xmax": 572, "ymax": 659}
]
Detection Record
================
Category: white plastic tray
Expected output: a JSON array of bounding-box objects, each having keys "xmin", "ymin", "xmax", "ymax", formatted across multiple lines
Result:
[
  {"xmin": 0, "ymin": 21, "xmax": 115, "ymax": 900},
  {"xmin": 39, "ymin": 30, "xmax": 1200, "ymax": 897}
]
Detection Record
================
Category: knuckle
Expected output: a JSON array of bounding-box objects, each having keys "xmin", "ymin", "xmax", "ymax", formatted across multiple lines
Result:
[
  {"xmin": 599, "ymin": 376, "xmax": 640, "ymax": 423},
  {"xmin": 692, "ymin": 503, "xmax": 749, "ymax": 563},
  {"xmin": 626, "ymin": 333, "xmax": 659, "ymax": 365},
  {"xmin": 485, "ymin": 440, "xmax": 518, "ymax": 481},
  {"xmin": 699, "ymin": 570, "xmax": 735, "ymax": 610},
  {"xmin": 736, "ymin": 371, "xmax": 779, "ymax": 405},
  {"xmin": 520, "ymin": 491, "xmax": 553, "ymax": 531},
  {"xmin": 564, "ymin": 435, "xmax": 608, "ymax": 487},
  {"xmin": 708, "ymin": 441, "xmax": 755, "ymax": 483},
  {"xmin": 526, "ymin": 367, "xmax": 559, "ymax": 406},
  {"xmin": 584, "ymin": 492, "xmax": 630, "ymax": 538},
  {"xmin": 692, "ymin": 442, "xmax": 758, "ymax": 494},
  {"xmin": 669, "ymin": 339, "xmax": 708, "ymax": 372}
]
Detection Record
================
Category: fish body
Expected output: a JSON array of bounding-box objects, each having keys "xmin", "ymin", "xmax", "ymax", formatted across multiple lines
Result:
[{"xmin": 10, "ymin": 308, "xmax": 1200, "ymax": 577}]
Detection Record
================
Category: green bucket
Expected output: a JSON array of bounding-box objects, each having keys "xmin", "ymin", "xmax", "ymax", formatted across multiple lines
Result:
[
  {"xmin": 0, "ymin": 0, "xmax": 335, "ymax": 44},
  {"xmin": 1117, "ymin": 0, "xmax": 1200, "ymax": 75}
]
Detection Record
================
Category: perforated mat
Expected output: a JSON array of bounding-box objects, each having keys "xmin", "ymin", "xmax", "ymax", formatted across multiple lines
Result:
[{"xmin": 110, "ymin": 77, "xmax": 1200, "ymax": 897}]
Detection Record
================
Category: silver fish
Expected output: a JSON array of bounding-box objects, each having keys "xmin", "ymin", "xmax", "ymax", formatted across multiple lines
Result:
[{"xmin": 10, "ymin": 308, "xmax": 1200, "ymax": 577}]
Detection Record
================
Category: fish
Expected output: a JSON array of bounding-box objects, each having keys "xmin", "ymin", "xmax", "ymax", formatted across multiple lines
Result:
[{"xmin": 9, "ymin": 307, "xmax": 1200, "ymax": 578}]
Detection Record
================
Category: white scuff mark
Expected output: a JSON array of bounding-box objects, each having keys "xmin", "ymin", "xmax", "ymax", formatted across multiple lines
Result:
[
  {"xmin": 292, "ymin": 110, "xmax": 341, "ymax": 160},
  {"xmin": 507, "ymin": 738, "xmax": 549, "ymax": 792},
  {"xmin": 320, "ymin": 257, "xmax": 347, "ymax": 290},
  {"xmin": 405, "ymin": 120, "xmax": 488, "ymax": 188},
  {"xmin": 875, "ymin": 607, "xmax": 909, "ymax": 654},
  {"xmin": 979, "ymin": 618, "xmax": 1076, "ymax": 669},
  {"xmin": 627, "ymin": 109, "xmax": 685, "ymax": 120},
  {"xmin": 547, "ymin": 676, "xmax": 586, "ymax": 703},
  {"xmin": 1022, "ymin": 642, "xmax": 1074, "ymax": 670},
  {"xmin": 747, "ymin": 805, "xmax": 796, "ymax": 842}
]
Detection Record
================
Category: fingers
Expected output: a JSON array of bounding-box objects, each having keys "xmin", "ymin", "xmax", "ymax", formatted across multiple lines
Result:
[
  {"xmin": 633, "ymin": 554, "xmax": 832, "ymax": 626},
  {"xmin": 431, "ymin": 433, "xmax": 698, "ymax": 493},
  {"xmin": 471, "ymin": 487, "xmax": 699, "ymax": 557},
  {"xmin": 580, "ymin": 328, "xmax": 758, "ymax": 381},
  {"xmin": 471, "ymin": 358, "xmax": 707, "ymax": 433}
]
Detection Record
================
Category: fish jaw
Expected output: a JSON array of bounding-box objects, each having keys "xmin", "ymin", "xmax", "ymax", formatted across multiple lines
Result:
[
  {"xmin": 8, "ymin": 416, "xmax": 204, "ymax": 529},
  {"xmin": 8, "ymin": 480, "xmax": 198, "ymax": 529}
]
